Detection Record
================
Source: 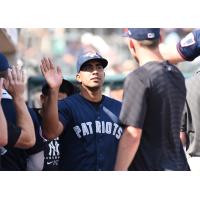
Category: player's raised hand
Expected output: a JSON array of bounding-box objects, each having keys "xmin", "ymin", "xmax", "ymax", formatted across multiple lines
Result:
[
  {"xmin": 40, "ymin": 57, "xmax": 63, "ymax": 89},
  {"xmin": 3, "ymin": 66, "xmax": 25, "ymax": 99}
]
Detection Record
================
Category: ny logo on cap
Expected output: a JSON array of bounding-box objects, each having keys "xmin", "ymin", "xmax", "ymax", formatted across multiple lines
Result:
[
  {"xmin": 147, "ymin": 33, "xmax": 155, "ymax": 38},
  {"xmin": 83, "ymin": 52, "xmax": 98, "ymax": 58}
]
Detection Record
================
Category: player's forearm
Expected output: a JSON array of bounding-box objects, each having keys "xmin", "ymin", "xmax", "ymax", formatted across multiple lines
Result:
[
  {"xmin": 114, "ymin": 126, "xmax": 142, "ymax": 171},
  {"xmin": 13, "ymin": 96, "xmax": 36, "ymax": 148},
  {"xmin": 159, "ymin": 43, "xmax": 185, "ymax": 64},
  {"xmin": 180, "ymin": 132, "xmax": 187, "ymax": 146},
  {"xmin": 0, "ymin": 104, "xmax": 8, "ymax": 146},
  {"xmin": 42, "ymin": 89, "xmax": 61, "ymax": 139}
]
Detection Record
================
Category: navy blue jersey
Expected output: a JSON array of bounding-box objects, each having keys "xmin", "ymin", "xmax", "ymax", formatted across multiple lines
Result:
[
  {"xmin": 58, "ymin": 94, "xmax": 122, "ymax": 171},
  {"xmin": 32, "ymin": 108, "xmax": 61, "ymax": 171},
  {"xmin": 177, "ymin": 29, "xmax": 200, "ymax": 61},
  {"xmin": 1, "ymin": 99, "xmax": 43, "ymax": 170}
]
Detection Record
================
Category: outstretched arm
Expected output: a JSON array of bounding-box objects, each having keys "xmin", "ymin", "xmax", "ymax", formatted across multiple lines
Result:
[
  {"xmin": 159, "ymin": 43, "xmax": 184, "ymax": 64},
  {"xmin": 0, "ymin": 78, "xmax": 8, "ymax": 146},
  {"xmin": 159, "ymin": 29, "xmax": 200, "ymax": 64},
  {"xmin": 40, "ymin": 57, "xmax": 64, "ymax": 140},
  {"xmin": 114, "ymin": 126, "xmax": 142, "ymax": 171},
  {"xmin": 4, "ymin": 66, "xmax": 36, "ymax": 148}
]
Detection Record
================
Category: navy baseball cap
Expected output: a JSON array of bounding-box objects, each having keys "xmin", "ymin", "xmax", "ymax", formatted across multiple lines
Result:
[
  {"xmin": 0, "ymin": 53, "xmax": 10, "ymax": 71},
  {"xmin": 76, "ymin": 51, "xmax": 108, "ymax": 72},
  {"xmin": 123, "ymin": 28, "xmax": 160, "ymax": 41}
]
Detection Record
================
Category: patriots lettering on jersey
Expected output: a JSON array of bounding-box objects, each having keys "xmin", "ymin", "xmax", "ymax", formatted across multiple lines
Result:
[
  {"xmin": 180, "ymin": 33, "xmax": 195, "ymax": 47},
  {"xmin": 73, "ymin": 121, "xmax": 122, "ymax": 139}
]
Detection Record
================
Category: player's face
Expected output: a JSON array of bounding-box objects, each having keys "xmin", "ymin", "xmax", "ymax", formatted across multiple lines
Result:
[{"xmin": 76, "ymin": 60, "xmax": 105, "ymax": 90}]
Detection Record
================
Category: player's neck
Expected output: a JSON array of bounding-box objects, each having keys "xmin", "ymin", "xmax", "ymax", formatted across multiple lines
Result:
[
  {"xmin": 80, "ymin": 87, "xmax": 102, "ymax": 102},
  {"xmin": 137, "ymin": 48, "xmax": 164, "ymax": 66}
]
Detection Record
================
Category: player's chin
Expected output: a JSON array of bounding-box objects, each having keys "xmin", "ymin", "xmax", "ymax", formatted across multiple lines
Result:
[
  {"xmin": 89, "ymin": 83, "xmax": 102, "ymax": 90},
  {"xmin": 90, "ymin": 80, "xmax": 103, "ymax": 86}
]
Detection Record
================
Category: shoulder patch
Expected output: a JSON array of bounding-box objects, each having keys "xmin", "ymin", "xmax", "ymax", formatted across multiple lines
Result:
[{"xmin": 180, "ymin": 33, "xmax": 195, "ymax": 47}]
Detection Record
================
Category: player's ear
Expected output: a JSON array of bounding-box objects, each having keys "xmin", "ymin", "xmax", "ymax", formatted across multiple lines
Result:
[
  {"xmin": 129, "ymin": 39, "xmax": 135, "ymax": 49},
  {"xmin": 76, "ymin": 73, "xmax": 81, "ymax": 83},
  {"xmin": 40, "ymin": 94, "xmax": 46, "ymax": 106},
  {"xmin": 159, "ymin": 34, "xmax": 163, "ymax": 44},
  {"xmin": 128, "ymin": 39, "xmax": 136, "ymax": 58}
]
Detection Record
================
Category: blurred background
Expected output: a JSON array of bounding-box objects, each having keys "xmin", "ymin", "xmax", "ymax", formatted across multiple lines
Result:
[{"xmin": 1, "ymin": 28, "xmax": 199, "ymax": 107}]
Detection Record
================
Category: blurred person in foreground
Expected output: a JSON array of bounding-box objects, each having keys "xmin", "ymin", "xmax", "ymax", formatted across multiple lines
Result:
[
  {"xmin": 0, "ymin": 53, "xmax": 41, "ymax": 171},
  {"xmin": 114, "ymin": 28, "xmax": 190, "ymax": 171},
  {"xmin": 0, "ymin": 53, "xmax": 35, "ymax": 152}
]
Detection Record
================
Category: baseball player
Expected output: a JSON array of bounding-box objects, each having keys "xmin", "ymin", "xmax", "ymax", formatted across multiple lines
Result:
[
  {"xmin": 114, "ymin": 28, "xmax": 189, "ymax": 171},
  {"xmin": 0, "ymin": 53, "xmax": 42, "ymax": 171},
  {"xmin": 159, "ymin": 29, "xmax": 200, "ymax": 171},
  {"xmin": 27, "ymin": 80, "xmax": 79, "ymax": 171},
  {"xmin": 168, "ymin": 29, "xmax": 200, "ymax": 171},
  {"xmin": 0, "ymin": 53, "xmax": 36, "ymax": 151},
  {"xmin": 40, "ymin": 51, "xmax": 123, "ymax": 170}
]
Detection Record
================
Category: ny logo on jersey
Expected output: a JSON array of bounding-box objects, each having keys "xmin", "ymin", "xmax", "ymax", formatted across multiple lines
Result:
[{"xmin": 48, "ymin": 139, "xmax": 60, "ymax": 157}]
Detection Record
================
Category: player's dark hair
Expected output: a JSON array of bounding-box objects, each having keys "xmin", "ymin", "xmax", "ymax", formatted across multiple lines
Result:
[{"xmin": 42, "ymin": 80, "xmax": 79, "ymax": 96}]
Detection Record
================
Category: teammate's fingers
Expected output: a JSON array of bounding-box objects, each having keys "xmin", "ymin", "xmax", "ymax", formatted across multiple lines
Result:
[
  {"xmin": 11, "ymin": 66, "xmax": 17, "ymax": 82},
  {"xmin": 0, "ymin": 78, "xmax": 3, "ymax": 89},
  {"xmin": 21, "ymin": 69, "xmax": 25, "ymax": 83},
  {"xmin": 48, "ymin": 58, "xmax": 54, "ymax": 69},
  {"xmin": 3, "ymin": 77, "xmax": 9, "ymax": 91},
  {"xmin": 57, "ymin": 66, "xmax": 62, "ymax": 75},
  {"xmin": 15, "ymin": 65, "xmax": 21, "ymax": 81},
  {"xmin": 43, "ymin": 57, "xmax": 51, "ymax": 70},
  {"xmin": 7, "ymin": 68, "xmax": 13, "ymax": 84},
  {"xmin": 40, "ymin": 63, "xmax": 47, "ymax": 76},
  {"xmin": 40, "ymin": 58, "xmax": 48, "ymax": 73}
]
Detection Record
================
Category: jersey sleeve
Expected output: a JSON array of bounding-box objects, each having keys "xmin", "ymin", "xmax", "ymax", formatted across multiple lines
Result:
[
  {"xmin": 26, "ymin": 108, "xmax": 45, "ymax": 155},
  {"xmin": 58, "ymin": 99, "xmax": 72, "ymax": 129},
  {"xmin": 120, "ymin": 72, "xmax": 148, "ymax": 128},
  {"xmin": 177, "ymin": 29, "xmax": 200, "ymax": 61},
  {"xmin": 180, "ymin": 104, "xmax": 187, "ymax": 132},
  {"xmin": 7, "ymin": 123, "xmax": 22, "ymax": 147}
]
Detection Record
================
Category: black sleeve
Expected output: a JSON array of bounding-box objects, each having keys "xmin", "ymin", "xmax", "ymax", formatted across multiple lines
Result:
[
  {"xmin": 177, "ymin": 30, "xmax": 200, "ymax": 61},
  {"xmin": 26, "ymin": 108, "xmax": 45, "ymax": 155},
  {"xmin": 7, "ymin": 122, "xmax": 22, "ymax": 147},
  {"xmin": 180, "ymin": 104, "xmax": 187, "ymax": 132},
  {"xmin": 120, "ymin": 71, "xmax": 148, "ymax": 128}
]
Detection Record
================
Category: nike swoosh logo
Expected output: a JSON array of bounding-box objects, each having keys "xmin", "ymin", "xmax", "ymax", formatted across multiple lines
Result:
[{"xmin": 47, "ymin": 161, "xmax": 54, "ymax": 165}]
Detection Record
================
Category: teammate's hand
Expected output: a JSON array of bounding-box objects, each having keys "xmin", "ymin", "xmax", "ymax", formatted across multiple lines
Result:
[
  {"xmin": 3, "ymin": 66, "xmax": 25, "ymax": 99},
  {"xmin": 40, "ymin": 57, "xmax": 63, "ymax": 90}
]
